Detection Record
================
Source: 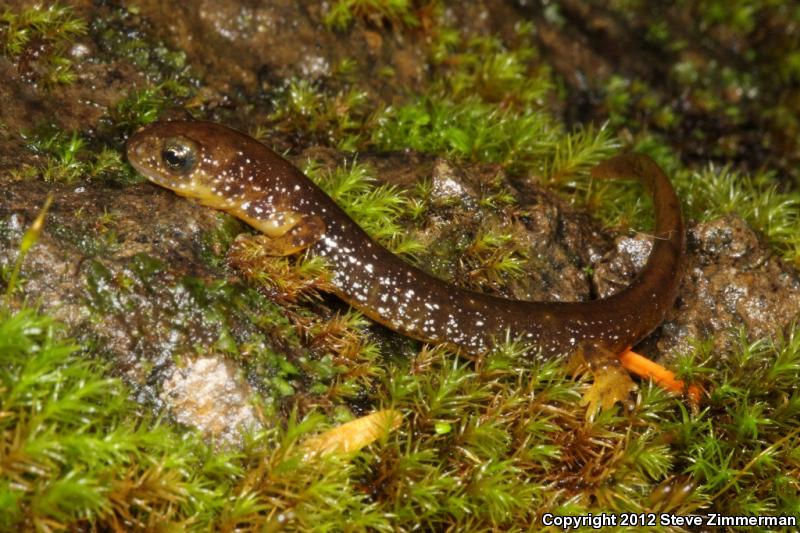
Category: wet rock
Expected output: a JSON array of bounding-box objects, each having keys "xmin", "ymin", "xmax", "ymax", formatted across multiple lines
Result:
[
  {"xmin": 508, "ymin": 0, "xmax": 800, "ymax": 184},
  {"xmin": 429, "ymin": 158, "xmax": 479, "ymax": 208},
  {"xmin": 691, "ymin": 214, "xmax": 761, "ymax": 263},
  {"xmin": 594, "ymin": 215, "xmax": 800, "ymax": 363},
  {"xmin": 134, "ymin": 0, "xmax": 431, "ymax": 97},
  {"xmin": 666, "ymin": 215, "xmax": 800, "ymax": 361},
  {"xmin": 0, "ymin": 55, "xmax": 142, "ymax": 175},
  {"xmin": 0, "ymin": 180, "xmax": 266, "ymax": 409},
  {"xmin": 401, "ymin": 159, "xmax": 610, "ymax": 303},
  {"xmin": 593, "ymin": 234, "xmax": 653, "ymax": 297},
  {"xmin": 161, "ymin": 356, "xmax": 260, "ymax": 443}
]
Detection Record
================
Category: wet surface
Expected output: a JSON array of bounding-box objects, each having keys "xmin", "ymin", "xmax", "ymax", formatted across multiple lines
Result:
[
  {"xmin": 131, "ymin": 0, "xmax": 433, "ymax": 104},
  {"xmin": 594, "ymin": 214, "xmax": 800, "ymax": 363},
  {"xmin": 0, "ymin": 179, "xmax": 288, "ymax": 438},
  {"xmin": 510, "ymin": 0, "xmax": 800, "ymax": 186}
]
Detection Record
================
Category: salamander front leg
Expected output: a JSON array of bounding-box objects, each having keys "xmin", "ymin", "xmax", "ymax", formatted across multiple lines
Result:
[{"xmin": 248, "ymin": 213, "xmax": 326, "ymax": 256}]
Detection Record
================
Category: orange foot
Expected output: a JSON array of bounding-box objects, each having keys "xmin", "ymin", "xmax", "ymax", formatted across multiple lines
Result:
[{"xmin": 619, "ymin": 349, "xmax": 702, "ymax": 406}]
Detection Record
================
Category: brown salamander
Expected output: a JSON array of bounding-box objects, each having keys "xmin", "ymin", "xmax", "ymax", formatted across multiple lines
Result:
[{"xmin": 127, "ymin": 120, "xmax": 687, "ymax": 408}]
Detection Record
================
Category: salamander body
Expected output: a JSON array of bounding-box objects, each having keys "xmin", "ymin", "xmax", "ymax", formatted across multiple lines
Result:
[{"xmin": 127, "ymin": 121, "xmax": 684, "ymax": 368}]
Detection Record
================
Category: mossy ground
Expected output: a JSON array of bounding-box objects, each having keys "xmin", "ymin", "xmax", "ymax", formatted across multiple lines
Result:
[{"xmin": 1, "ymin": 1, "xmax": 799, "ymax": 530}]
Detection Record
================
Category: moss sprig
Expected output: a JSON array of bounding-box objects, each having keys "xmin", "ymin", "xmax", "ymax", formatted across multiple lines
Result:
[
  {"xmin": 577, "ymin": 145, "xmax": 800, "ymax": 265},
  {"xmin": 228, "ymin": 238, "xmax": 333, "ymax": 304},
  {"xmin": 16, "ymin": 127, "xmax": 131, "ymax": 184},
  {"xmin": 0, "ymin": 3, "xmax": 86, "ymax": 87},
  {"xmin": 306, "ymin": 161, "xmax": 424, "ymax": 256},
  {"xmin": 323, "ymin": 0, "xmax": 423, "ymax": 31},
  {"xmin": 457, "ymin": 228, "xmax": 528, "ymax": 290},
  {"xmin": 264, "ymin": 78, "xmax": 371, "ymax": 151}
]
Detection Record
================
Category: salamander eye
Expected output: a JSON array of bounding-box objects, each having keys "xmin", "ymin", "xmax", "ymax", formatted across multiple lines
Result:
[{"xmin": 161, "ymin": 137, "xmax": 198, "ymax": 174}]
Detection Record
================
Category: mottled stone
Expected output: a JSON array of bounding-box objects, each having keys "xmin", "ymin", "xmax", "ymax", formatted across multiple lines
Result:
[
  {"xmin": 594, "ymin": 214, "xmax": 800, "ymax": 363},
  {"xmin": 161, "ymin": 356, "xmax": 260, "ymax": 443},
  {"xmin": 594, "ymin": 235, "xmax": 653, "ymax": 298},
  {"xmin": 429, "ymin": 158, "xmax": 479, "ymax": 207}
]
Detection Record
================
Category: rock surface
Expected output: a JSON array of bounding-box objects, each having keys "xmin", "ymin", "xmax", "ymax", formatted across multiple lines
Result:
[{"xmin": 594, "ymin": 214, "xmax": 800, "ymax": 363}]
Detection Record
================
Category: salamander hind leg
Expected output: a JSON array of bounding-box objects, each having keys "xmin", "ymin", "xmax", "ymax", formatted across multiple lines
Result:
[{"xmin": 576, "ymin": 342, "xmax": 638, "ymax": 420}]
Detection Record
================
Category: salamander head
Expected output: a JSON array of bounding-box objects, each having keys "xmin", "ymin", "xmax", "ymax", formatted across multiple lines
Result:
[{"xmin": 126, "ymin": 120, "xmax": 256, "ymax": 209}]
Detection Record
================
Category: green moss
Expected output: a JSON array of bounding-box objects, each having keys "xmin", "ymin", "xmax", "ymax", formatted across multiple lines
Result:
[
  {"xmin": 90, "ymin": 5, "xmax": 193, "ymax": 87},
  {"xmin": 0, "ymin": 307, "xmax": 212, "ymax": 528},
  {"xmin": 0, "ymin": 305, "xmax": 398, "ymax": 530},
  {"xmin": 111, "ymin": 82, "xmax": 194, "ymax": 132},
  {"xmin": 578, "ymin": 135, "xmax": 800, "ymax": 265},
  {"xmin": 262, "ymin": 29, "xmax": 621, "ymax": 185},
  {"xmin": 323, "ymin": 0, "xmax": 422, "ymax": 31},
  {"xmin": 695, "ymin": 0, "xmax": 760, "ymax": 35},
  {"xmin": 16, "ymin": 126, "xmax": 134, "ymax": 184},
  {"xmin": 23, "ymin": 128, "xmax": 87, "ymax": 183},
  {"xmin": 198, "ymin": 213, "xmax": 246, "ymax": 269},
  {"xmin": 369, "ymin": 33, "xmax": 616, "ymax": 179},
  {"xmin": 264, "ymin": 78, "xmax": 371, "ymax": 151},
  {"xmin": 258, "ymin": 24, "xmax": 620, "ymax": 207},
  {"xmin": 305, "ymin": 161, "xmax": 424, "ymax": 255},
  {"xmin": 672, "ymin": 330, "xmax": 800, "ymax": 517},
  {"xmin": 0, "ymin": 3, "xmax": 87, "ymax": 87},
  {"xmin": 434, "ymin": 225, "xmax": 530, "ymax": 291},
  {"xmin": 374, "ymin": 95, "xmax": 549, "ymax": 171}
]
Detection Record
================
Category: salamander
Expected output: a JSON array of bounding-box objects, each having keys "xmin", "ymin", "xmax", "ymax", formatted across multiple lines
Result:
[{"xmin": 127, "ymin": 120, "xmax": 687, "ymax": 410}]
